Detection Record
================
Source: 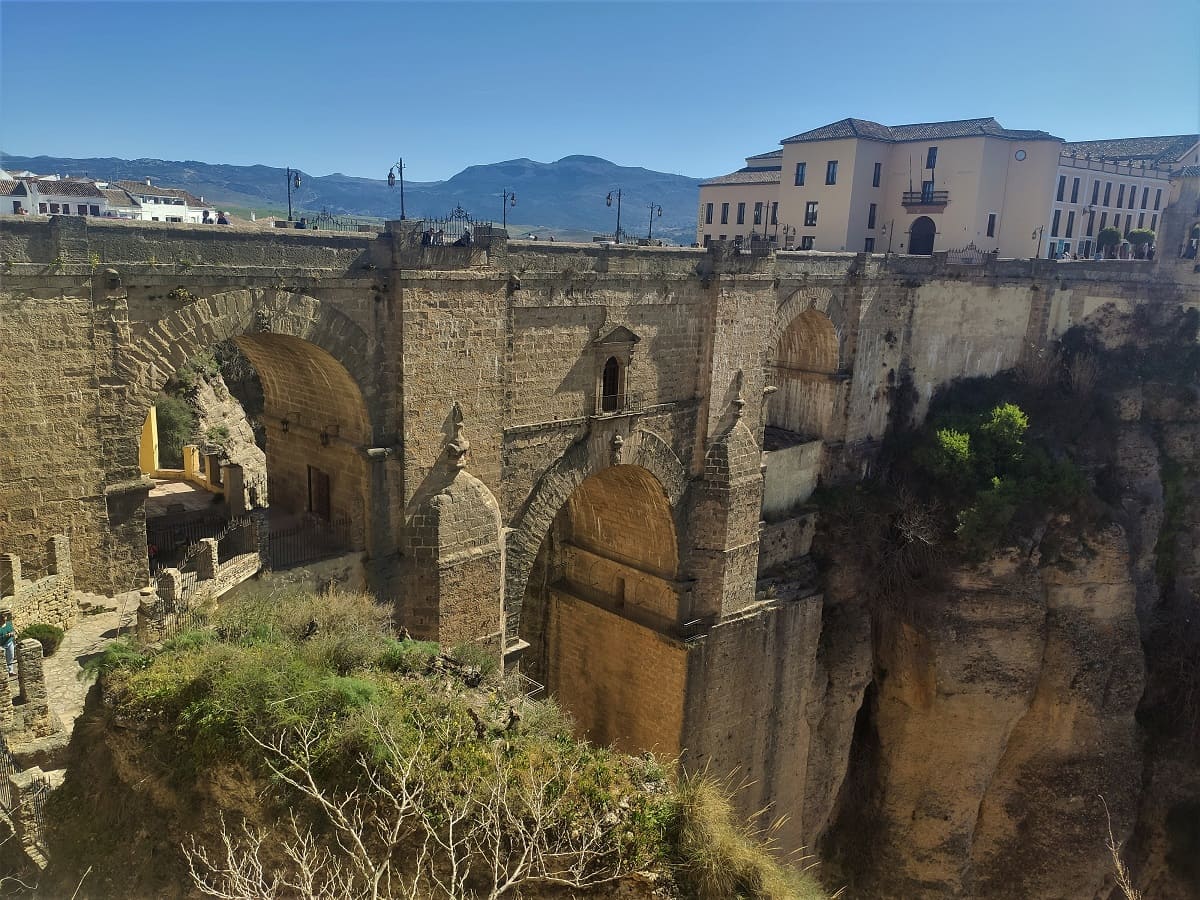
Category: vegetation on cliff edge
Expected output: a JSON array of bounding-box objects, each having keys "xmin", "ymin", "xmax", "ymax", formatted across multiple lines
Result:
[{"xmin": 45, "ymin": 588, "xmax": 829, "ymax": 900}]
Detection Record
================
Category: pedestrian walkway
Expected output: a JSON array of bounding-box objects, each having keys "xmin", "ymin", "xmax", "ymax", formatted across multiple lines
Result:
[{"xmin": 40, "ymin": 590, "xmax": 140, "ymax": 737}]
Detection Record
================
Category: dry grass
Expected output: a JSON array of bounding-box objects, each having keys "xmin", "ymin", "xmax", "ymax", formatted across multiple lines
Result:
[{"xmin": 674, "ymin": 773, "xmax": 836, "ymax": 900}]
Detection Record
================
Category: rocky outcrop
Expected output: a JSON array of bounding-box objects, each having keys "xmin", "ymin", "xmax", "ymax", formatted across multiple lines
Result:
[{"xmin": 822, "ymin": 526, "xmax": 1145, "ymax": 899}]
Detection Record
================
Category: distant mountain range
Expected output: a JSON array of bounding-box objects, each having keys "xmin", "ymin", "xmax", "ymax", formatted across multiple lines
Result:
[{"xmin": 0, "ymin": 152, "xmax": 704, "ymax": 243}]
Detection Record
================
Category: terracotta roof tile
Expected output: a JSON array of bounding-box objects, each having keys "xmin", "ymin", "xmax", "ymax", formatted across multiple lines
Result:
[
  {"xmin": 782, "ymin": 116, "xmax": 1059, "ymax": 144},
  {"xmin": 32, "ymin": 179, "xmax": 104, "ymax": 198},
  {"xmin": 1062, "ymin": 135, "xmax": 1199, "ymax": 166},
  {"xmin": 701, "ymin": 166, "xmax": 782, "ymax": 187}
]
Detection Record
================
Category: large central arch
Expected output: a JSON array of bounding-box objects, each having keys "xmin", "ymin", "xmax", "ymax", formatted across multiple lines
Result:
[{"xmin": 508, "ymin": 428, "xmax": 690, "ymax": 755}]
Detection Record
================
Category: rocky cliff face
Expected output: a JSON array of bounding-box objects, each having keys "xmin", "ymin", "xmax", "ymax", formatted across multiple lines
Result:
[
  {"xmin": 819, "ymin": 528, "xmax": 1144, "ymax": 899},
  {"xmin": 809, "ymin": 308, "xmax": 1200, "ymax": 899}
]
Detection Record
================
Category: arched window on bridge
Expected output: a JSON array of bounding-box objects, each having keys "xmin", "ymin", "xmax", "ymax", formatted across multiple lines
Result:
[
  {"xmin": 590, "ymin": 326, "xmax": 639, "ymax": 415},
  {"xmin": 600, "ymin": 356, "xmax": 622, "ymax": 412}
]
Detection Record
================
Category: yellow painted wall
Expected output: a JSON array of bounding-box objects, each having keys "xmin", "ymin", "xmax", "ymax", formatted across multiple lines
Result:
[{"xmin": 138, "ymin": 406, "xmax": 159, "ymax": 475}]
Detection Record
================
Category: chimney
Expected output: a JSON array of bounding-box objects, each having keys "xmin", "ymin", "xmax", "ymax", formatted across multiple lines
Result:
[{"xmin": 145, "ymin": 177, "xmax": 152, "ymax": 186}]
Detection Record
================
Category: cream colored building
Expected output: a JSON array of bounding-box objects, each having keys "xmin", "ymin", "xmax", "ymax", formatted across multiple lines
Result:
[
  {"xmin": 1045, "ymin": 134, "xmax": 1198, "ymax": 259},
  {"xmin": 699, "ymin": 116, "xmax": 1063, "ymax": 258}
]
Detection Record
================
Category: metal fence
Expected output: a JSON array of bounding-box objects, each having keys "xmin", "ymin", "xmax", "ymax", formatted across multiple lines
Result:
[
  {"xmin": 217, "ymin": 516, "xmax": 258, "ymax": 564},
  {"xmin": 946, "ymin": 241, "xmax": 994, "ymax": 266},
  {"xmin": 268, "ymin": 515, "xmax": 356, "ymax": 570},
  {"xmin": 0, "ymin": 744, "xmax": 14, "ymax": 811},
  {"xmin": 303, "ymin": 209, "xmax": 380, "ymax": 232},
  {"xmin": 148, "ymin": 514, "xmax": 226, "ymax": 571},
  {"xmin": 416, "ymin": 206, "xmax": 494, "ymax": 247}
]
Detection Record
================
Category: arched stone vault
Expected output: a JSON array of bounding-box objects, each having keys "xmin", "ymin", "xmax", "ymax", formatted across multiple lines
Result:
[
  {"xmin": 120, "ymin": 289, "xmax": 384, "ymax": 454},
  {"xmin": 504, "ymin": 425, "xmax": 688, "ymax": 619}
]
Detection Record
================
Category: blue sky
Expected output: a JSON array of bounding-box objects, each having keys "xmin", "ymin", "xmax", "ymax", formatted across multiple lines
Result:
[{"xmin": 2, "ymin": 0, "xmax": 1197, "ymax": 181}]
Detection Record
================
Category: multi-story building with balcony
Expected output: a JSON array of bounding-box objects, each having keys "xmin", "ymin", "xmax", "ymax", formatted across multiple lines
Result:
[
  {"xmin": 1045, "ymin": 134, "xmax": 1198, "ymax": 259},
  {"xmin": 699, "ymin": 116, "xmax": 1063, "ymax": 257}
]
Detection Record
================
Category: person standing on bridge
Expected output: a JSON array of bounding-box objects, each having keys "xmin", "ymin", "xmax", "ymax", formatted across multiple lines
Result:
[{"xmin": 0, "ymin": 610, "xmax": 15, "ymax": 677}]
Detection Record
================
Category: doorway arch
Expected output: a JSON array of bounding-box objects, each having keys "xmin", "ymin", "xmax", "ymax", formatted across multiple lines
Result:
[{"xmin": 909, "ymin": 216, "xmax": 936, "ymax": 255}]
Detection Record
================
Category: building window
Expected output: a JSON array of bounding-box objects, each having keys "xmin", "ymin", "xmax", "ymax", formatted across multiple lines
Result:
[
  {"xmin": 49, "ymin": 203, "xmax": 60, "ymax": 213},
  {"xmin": 1070, "ymin": 177, "xmax": 1080, "ymax": 203},
  {"xmin": 38, "ymin": 202, "xmax": 47, "ymax": 214},
  {"xmin": 704, "ymin": 203, "xmax": 713, "ymax": 225},
  {"xmin": 800, "ymin": 236, "xmax": 814, "ymax": 250},
  {"xmin": 702, "ymin": 234, "xmax": 711, "ymax": 247},
  {"xmin": 1116, "ymin": 184, "xmax": 1125, "ymax": 208},
  {"xmin": 1150, "ymin": 214, "xmax": 1157, "ymax": 231},
  {"xmin": 1128, "ymin": 184, "xmax": 1137, "ymax": 209},
  {"xmin": 867, "ymin": 203, "xmax": 877, "ymax": 229},
  {"xmin": 1056, "ymin": 175, "xmax": 1066, "ymax": 201},
  {"xmin": 873, "ymin": 162, "xmax": 882, "ymax": 187},
  {"xmin": 1140, "ymin": 186, "xmax": 1149, "ymax": 209},
  {"xmin": 1138, "ymin": 212, "xmax": 1145, "ymax": 228},
  {"xmin": 1082, "ymin": 240, "xmax": 1092, "ymax": 258},
  {"xmin": 600, "ymin": 356, "xmax": 623, "ymax": 413},
  {"xmin": 1087, "ymin": 210, "xmax": 1095, "ymax": 236},
  {"xmin": 921, "ymin": 180, "xmax": 935, "ymax": 203},
  {"xmin": 986, "ymin": 213, "xmax": 996, "ymax": 238},
  {"xmin": 1051, "ymin": 209, "xmax": 1061, "ymax": 237},
  {"xmin": 804, "ymin": 201, "xmax": 818, "ymax": 227},
  {"xmin": 1104, "ymin": 182, "xmax": 1112, "ymax": 206},
  {"xmin": 825, "ymin": 160, "xmax": 838, "ymax": 185},
  {"xmin": 1099, "ymin": 212, "xmax": 1107, "ymax": 231},
  {"xmin": 771, "ymin": 202, "xmax": 778, "ymax": 226},
  {"xmin": 864, "ymin": 237, "xmax": 875, "ymax": 252},
  {"xmin": 719, "ymin": 234, "xmax": 726, "ymax": 241},
  {"xmin": 77, "ymin": 204, "xmax": 87, "ymax": 215},
  {"xmin": 753, "ymin": 202, "xmax": 763, "ymax": 225},
  {"xmin": 736, "ymin": 202, "xmax": 745, "ymax": 225},
  {"xmin": 1065, "ymin": 211, "xmax": 1075, "ymax": 238},
  {"xmin": 1091, "ymin": 180, "xmax": 1100, "ymax": 205},
  {"xmin": 720, "ymin": 203, "xmax": 729, "ymax": 225},
  {"xmin": 926, "ymin": 147, "xmax": 938, "ymax": 169},
  {"xmin": 1154, "ymin": 188, "xmax": 1162, "ymax": 210},
  {"xmin": 794, "ymin": 162, "xmax": 806, "ymax": 186}
]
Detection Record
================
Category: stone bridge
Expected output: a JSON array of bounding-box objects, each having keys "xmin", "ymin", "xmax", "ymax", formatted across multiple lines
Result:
[{"xmin": 1, "ymin": 210, "xmax": 1195, "ymax": 849}]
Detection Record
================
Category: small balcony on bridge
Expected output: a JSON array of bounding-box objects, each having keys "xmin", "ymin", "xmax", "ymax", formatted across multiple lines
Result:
[{"xmin": 902, "ymin": 189, "xmax": 950, "ymax": 208}]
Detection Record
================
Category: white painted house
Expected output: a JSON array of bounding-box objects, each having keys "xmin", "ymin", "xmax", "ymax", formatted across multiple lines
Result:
[{"xmin": 112, "ymin": 178, "xmax": 215, "ymax": 223}]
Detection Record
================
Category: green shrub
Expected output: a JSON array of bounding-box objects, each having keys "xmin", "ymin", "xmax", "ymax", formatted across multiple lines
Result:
[
  {"xmin": 19, "ymin": 623, "xmax": 65, "ymax": 657},
  {"xmin": 79, "ymin": 637, "xmax": 152, "ymax": 682},
  {"xmin": 155, "ymin": 395, "xmax": 196, "ymax": 468},
  {"xmin": 448, "ymin": 640, "xmax": 501, "ymax": 678},
  {"xmin": 376, "ymin": 638, "xmax": 439, "ymax": 674},
  {"xmin": 205, "ymin": 424, "xmax": 230, "ymax": 444}
]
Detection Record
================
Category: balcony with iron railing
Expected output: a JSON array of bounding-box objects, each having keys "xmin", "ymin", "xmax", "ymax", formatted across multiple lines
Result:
[{"xmin": 902, "ymin": 189, "xmax": 950, "ymax": 207}]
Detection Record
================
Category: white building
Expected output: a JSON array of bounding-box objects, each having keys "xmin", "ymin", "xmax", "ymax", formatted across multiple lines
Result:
[
  {"xmin": 111, "ymin": 179, "xmax": 214, "ymax": 223},
  {"xmin": 1045, "ymin": 134, "xmax": 1199, "ymax": 259}
]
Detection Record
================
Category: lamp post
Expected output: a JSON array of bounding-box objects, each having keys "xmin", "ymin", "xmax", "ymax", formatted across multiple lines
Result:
[
  {"xmin": 646, "ymin": 203, "xmax": 662, "ymax": 242},
  {"xmin": 1031, "ymin": 225, "xmax": 1045, "ymax": 259},
  {"xmin": 502, "ymin": 189, "xmax": 517, "ymax": 230},
  {"xmin": 606, "ymin": 189, "xmax": 623, "ymax": 243},
  {"xmin": 780, "ymin": 224, "xmax": 796, "ymax": 250},
  {"xmin": 387, "ymin": 160, "xmax": 406, "ymax": 220},
  {"xmin": 286, "ymin": 167, "xmax": 302, "ymax": 222}
]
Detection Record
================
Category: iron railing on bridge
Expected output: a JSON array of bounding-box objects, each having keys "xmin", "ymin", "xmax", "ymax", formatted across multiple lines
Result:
[
  {"xmin": 304, "ymin": 209, "xmax": 380, "ymax": 232},
  {"xmin": 268, "ymin": 514, "xmax": 357, "ymax": 570},
  {"xmin": 416, "ymin": 206, "xmax": 498, "ymax": 248}
]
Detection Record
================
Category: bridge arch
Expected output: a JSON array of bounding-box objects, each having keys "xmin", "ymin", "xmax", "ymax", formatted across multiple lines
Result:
[
  {"xmin": 767, "ymin": 296, "xmax": 844, "ymax": 440},
  {"xmin": 506, "ymin": 427, "xmax": 690, "ymax": 754},
  {"xmin": 123, "ymin": 289, "xmax": 381, "ymax": 439},
  {"xmin": 505, "ymin": 425, "xmax": 688, "ymax": 612},
  {"xmin": 119, "ymin": 290, "xmax": 380, "ymax": 578}
]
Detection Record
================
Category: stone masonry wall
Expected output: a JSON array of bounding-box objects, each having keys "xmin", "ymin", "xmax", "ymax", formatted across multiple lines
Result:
[{"xmin": 0, "ymin": 535, "xmax": 76, "ymax": 632}]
